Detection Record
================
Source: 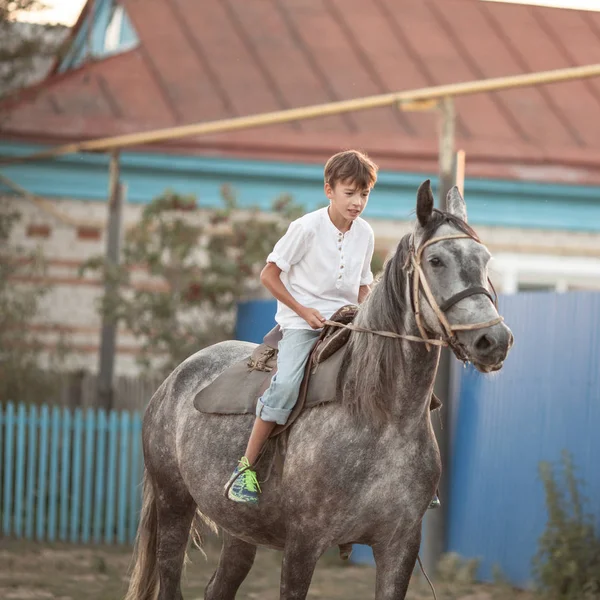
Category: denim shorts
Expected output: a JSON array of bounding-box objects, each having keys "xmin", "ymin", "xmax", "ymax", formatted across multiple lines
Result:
[{"xmin": 256, "ymin": 328, "xmax": 321, "ymax": 425}]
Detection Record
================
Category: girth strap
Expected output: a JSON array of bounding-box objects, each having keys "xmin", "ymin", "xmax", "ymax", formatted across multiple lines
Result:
[{"xmin": 439, "ymin": 286, "xmax": 494, "ymax": 312}]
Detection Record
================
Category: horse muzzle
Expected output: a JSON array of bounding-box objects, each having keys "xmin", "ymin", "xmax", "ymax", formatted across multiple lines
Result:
[{"xmin": 467, "ymin": 322, "xmax": 514, "ymax": 373}]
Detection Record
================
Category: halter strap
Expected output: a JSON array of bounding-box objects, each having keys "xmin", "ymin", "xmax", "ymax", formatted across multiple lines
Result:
[
  {"xmin": 411, "ymin": 233, "xmax": 502, "ymax": 354},
  {"xmin": 439, "ymin": 286, "xmax": 494, "ymax": 312}
]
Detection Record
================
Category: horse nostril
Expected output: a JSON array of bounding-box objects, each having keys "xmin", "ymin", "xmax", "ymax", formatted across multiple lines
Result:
[{"xmin": 475, "ymin": 334, "xmax": 495, "ymax": 352}]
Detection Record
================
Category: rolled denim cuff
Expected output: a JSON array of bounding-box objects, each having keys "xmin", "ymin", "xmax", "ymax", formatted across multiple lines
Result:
[{"xmin": 256, "ymin": 397, "xmax": 292, "ymax": 425}]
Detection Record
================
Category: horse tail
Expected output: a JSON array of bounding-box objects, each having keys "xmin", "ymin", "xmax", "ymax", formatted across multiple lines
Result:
[{"xmin": 124, "ymin": 471, "xmax": 159, "ymax": 600}]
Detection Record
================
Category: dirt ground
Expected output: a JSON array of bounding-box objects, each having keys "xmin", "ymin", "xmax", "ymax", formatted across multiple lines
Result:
[{"xmin": 0, "ymin": 537, "xmax": 537, "ymax": 600}]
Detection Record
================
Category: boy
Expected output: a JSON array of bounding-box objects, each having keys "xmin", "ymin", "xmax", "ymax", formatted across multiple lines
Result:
[{"xmin": 226, "ymin": 149, "xmax": 378, "ymax": 505}]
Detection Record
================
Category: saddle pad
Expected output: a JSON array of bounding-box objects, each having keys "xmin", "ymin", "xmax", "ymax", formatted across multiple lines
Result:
[{"xmin": 193, "ymin": 346, "xmax": 346, "ymax": 419}]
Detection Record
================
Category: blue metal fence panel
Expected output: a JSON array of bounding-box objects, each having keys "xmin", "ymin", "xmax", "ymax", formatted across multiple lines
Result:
[
  {"xmin": 129, "ymin": 413, "xmax": 143, "ymax": 544},
  {"xmin": 93, "ymin": 410, "xmax": 107, "ymax": 544},
  {"xmin": 448, "ymin": 292, "xmax": 600, "ymax": 586},
  {"xmin": 235, "ymin": 299, "xmax": 277, "ymax": 343},
  {"xmin": 59, "ymin": 407, "xmax": 71, "ymax": 542},
  {"xmin": 36, "ymin": 405, "xmax": 50, "ymax": 541},
  {"xmin": 70, "ymin": 408, "xmax": 83, "ymax": 542},
  {"xmin": 81, "ymin": 410, "xmax": 96, "ymax": 543},
  {"xmin": 105, "ymin": 410, "xmax": 118, "ymax": 545},
  {"xmin": 0, "ymin": 403, "xmax": 144, "ymax": 545},
  {"xmin": 116, "ymin": 411, "xmax": 129, "ymax": 544},
  {"xmin": 2, "ymin": 403, "xmax": 14, "ymax": 536},
  {"xmin": 14, "ymin": 403, "xmax": 26, "ymax": 537},
  {"xmin": 47, "ymin": 406, "xmax": 61, "ymax": 542},
  {"xmin": 25, "ymin": 404, "xmax": 37, "ymax": 539}
]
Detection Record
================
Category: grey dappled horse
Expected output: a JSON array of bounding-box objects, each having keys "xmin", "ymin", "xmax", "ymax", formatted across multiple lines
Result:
[{"xmin": 125, "ymin": 181, "xmax": 513, "ymax": 600}]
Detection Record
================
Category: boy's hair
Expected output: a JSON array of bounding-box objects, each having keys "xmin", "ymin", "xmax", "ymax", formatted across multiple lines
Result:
[{"xmin": 324, "ymin": 150, "xmax": 379, "ymax": 190}]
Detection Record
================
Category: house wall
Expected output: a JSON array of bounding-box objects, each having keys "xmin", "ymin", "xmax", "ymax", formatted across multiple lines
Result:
[{"xmin": 3, "ymin": 142, "xmax": 600, "ymax": 374}]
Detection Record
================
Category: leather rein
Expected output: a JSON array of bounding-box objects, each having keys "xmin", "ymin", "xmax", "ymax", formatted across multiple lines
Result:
[{"xmin": 324, "ymin": 233, "xmax": 503, "ymax": 361}]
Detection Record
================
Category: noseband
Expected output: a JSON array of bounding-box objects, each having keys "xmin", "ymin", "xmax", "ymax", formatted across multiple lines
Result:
[{"xmin": 410, "ymin": 233, "xmax": 503, "ymax": 359}]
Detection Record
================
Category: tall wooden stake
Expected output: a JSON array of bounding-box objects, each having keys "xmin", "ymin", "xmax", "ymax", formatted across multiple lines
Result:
[
  {"xmin": 423, "ymin": 96, "xmax": 456, "ymax": 575},
  {"xmin": 97, "ymin": 150, "xmax": 123, "ymax": 410}
]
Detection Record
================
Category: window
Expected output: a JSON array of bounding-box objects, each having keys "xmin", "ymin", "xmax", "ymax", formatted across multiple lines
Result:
[{"xmin": 104, "ymin": 5, "xmax": 124, "ymax": 52}]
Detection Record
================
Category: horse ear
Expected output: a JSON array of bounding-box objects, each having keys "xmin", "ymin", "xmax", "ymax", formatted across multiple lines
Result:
[
  {"xmin": 416, "ymin": 179, "xmax": 434, "ymax": 226},
  {"xmin": 446, "ymin": 186, "xmax": 468, "ymax": 222}
]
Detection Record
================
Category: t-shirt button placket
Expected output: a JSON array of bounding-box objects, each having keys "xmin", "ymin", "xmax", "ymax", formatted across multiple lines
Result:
[{"xmin": 337, "ymin": 232, "xmax": 345, "ymax": 288}]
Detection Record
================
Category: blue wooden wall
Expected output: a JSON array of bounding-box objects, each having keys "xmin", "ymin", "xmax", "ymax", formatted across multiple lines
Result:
[{"xmin": 3, "ymin": 142, "xmax": 600, "ymax": 232}]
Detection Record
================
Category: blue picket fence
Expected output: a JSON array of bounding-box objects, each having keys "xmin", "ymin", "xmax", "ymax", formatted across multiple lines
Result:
[{"xmin": 0, "ymin": 403, "xmax": 144, "ymax": 544}]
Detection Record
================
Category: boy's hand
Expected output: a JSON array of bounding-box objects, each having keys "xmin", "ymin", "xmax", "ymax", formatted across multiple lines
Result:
[{"xmin": 299, "ymin": 307, "xmax": 326, "ymax": 329}]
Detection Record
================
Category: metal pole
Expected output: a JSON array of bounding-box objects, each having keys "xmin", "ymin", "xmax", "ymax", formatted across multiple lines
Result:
[
  {"xmin": 423, "ymin": 97, "xmax": 456, "ymax": 576},
  {"xmin": 456, "ymin": 150, "xmax": 466, "ymax": 197},
  {"xmin": 437, "ymin": 97, "xmax": 456, "ymax": 212},
  {"xmin": 97, "ymin": 150, "xmax": 123, "ymax": 410}
]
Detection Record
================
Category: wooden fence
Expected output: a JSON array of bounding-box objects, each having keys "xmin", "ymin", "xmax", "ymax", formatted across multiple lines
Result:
[{"xmin": 0, "ymin": 403, "xmax": 143, "ymax": 544}]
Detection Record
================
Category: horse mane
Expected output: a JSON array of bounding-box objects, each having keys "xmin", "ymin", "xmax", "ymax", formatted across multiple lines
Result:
[{"xmin": 339, "ymin": 209, "xmax": 478, "ymax": 424}]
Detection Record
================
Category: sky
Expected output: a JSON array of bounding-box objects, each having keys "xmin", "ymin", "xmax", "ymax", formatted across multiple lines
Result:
[
  {"xmin": 14, "ymin": 0, "xmax": 600, "ymax": 25},
  {"xmin": 16, "ymin": 0, "xmax": 87, "ymax": 25},
  {"xmin": 485, "ymin": 0, "xmax": 600, "ymax": 9}
]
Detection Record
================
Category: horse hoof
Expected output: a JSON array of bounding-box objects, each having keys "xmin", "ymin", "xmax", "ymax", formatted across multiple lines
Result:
[{"xmin": 339, "ymin": 543, "xmax": 352, "ymax": 560}]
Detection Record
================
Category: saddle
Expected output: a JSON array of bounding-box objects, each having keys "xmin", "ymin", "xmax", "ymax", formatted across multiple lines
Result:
[
  {"xmin": 193, "ymin": 305, "xmax": 358, "ymax": 438},
  {"xmin": 193, "ymin": 305, "xmax": 442, "ymax": 438}
]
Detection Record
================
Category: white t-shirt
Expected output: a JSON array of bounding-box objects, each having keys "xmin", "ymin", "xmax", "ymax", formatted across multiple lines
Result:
[{"xmin": 266, "ymin": 207, "xmax": 375, "ymax": 330}]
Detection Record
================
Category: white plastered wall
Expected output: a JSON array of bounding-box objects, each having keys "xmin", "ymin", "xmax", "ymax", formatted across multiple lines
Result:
[{"xmin": 5, "ymin": 195, "xmax": 600, "ymax": 374}]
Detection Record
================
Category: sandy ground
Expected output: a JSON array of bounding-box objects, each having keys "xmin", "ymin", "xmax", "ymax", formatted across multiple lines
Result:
[{"xmin": 0, "ymin": 537, "xmax": 537, "ymax": 600}]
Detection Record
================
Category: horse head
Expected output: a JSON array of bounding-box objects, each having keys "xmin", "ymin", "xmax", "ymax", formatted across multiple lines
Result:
[{"xmin": 410, "ymin": 179, "xmax": 513, "ymax": 373}]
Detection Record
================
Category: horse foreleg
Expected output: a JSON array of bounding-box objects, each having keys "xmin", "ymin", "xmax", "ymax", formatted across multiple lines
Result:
[
  {"xmin": 372, "ymin": 528, "xmax": 422, "ymax": 600},
  {"xmin": 279, "ymin": 535, "xmax": 326, "ymax": 600},
  {"xmin": 204, "ymin": 532, "xmax": 257, "ymax": 600}
]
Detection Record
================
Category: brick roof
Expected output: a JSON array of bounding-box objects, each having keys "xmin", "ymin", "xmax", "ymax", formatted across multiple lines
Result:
[{"xmin": 4, "ymin": 0, "xmax": 600, "ymax": 183}]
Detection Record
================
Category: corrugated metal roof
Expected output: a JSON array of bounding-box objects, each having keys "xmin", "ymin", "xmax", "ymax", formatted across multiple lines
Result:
[{"xmin": 3, "ymin": 0, "xmax": 600, "ymax": 184}]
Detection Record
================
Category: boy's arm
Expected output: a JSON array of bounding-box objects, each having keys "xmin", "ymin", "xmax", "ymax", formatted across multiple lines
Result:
[
  {"xmin": 358, "ymin": 229, "xmax": 375, "ymax": 305},
  {"xmin": 260, "ymin": 263, "xmax": 326, "ymax": 329},
  {"xmin": 358, "ymin": 284, "xmax": 371, "ymax": 304}
]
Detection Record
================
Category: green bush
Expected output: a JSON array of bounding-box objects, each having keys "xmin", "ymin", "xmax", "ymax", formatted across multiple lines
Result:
[{"xmin": 533, "ymin": 451, "xmax": 600, "ymax": 600}]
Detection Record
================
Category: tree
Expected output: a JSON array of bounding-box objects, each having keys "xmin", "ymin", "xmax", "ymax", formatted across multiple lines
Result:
[
  {"xmin": 0, "ymin": 1, "xmax": 67, "ymax": 97},
  {"xmin": 0, "ymin": 198, "xmax": 66, "ymax": 403},
  {"xmin": 81, "ymin": 187, "xmax": 306, "ymax": 376}
]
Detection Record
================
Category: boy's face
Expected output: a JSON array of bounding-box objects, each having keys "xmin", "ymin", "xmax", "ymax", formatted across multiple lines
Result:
[{"xmin": 325, "ymin": 179, "xmax": 371, "ymax": 222}]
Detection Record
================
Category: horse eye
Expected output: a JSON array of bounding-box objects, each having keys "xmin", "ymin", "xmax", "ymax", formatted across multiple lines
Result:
[{"xmin": 429, "ymin": 257, "xmax": 443, "ymax": 267}]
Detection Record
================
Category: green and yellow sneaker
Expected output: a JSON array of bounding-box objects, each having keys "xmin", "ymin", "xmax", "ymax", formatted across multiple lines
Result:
[{"xmin": 225, "ymin": 457, "xmax": 261, "ymax": 505}]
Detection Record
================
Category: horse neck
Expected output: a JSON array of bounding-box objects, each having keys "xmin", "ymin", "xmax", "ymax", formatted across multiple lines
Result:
[{"xmin": 349, "ymin": 272, "xmax": 441, "ymax": 423}]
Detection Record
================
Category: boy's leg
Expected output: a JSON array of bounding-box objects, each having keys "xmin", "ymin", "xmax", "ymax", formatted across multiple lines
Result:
[
  {"xmin": 244, "ymin": 417, "xmax": 276, "ymax": 465},
  {"xmin": 252, "ymin": 327, "xmax": 321, "ymax": 442},
  {"xmin": 226, "ymin": 328, "xmax": 320, "ymax": 504},
  {"xmin": 256, "ymin": 329, "xmax": 321, "ymax": 426}
]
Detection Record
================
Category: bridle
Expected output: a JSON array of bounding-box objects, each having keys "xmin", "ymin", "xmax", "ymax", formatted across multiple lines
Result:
[
  {"xmin": 409, "ymin": 233, "xmax": 503, "ymax": 360},
  {"xmin": 324, "ymin": 231, "xmax": 503, "ymax": 362}
]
